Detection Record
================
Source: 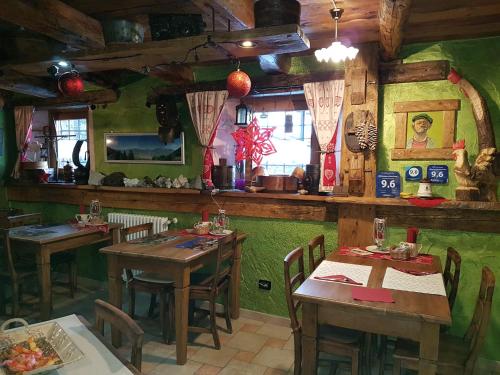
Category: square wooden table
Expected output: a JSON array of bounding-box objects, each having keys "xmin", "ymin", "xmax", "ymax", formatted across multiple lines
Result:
[
  {"xmin": 99, "ymin": 230, "xmax": 247, "ymax": 365},
  {"xmin": 293, "ymin": 252, "xmax": 451, "ymax": 375},
  {"xmin": 8, "ymin": 223, "xmax": 121, "ymax": 320}
]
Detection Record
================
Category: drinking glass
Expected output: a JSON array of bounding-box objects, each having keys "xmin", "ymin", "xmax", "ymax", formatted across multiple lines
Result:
[
  {"xmin": 89, "ymin": 199, "xmax": 102, "ymax": 219},
  {"xmin": 373, "ymin": 217, "xmax": 386, "ymax": 250}
]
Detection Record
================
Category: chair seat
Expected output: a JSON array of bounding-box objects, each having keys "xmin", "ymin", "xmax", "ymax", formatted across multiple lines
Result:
[
  {"xmin": 319, "ymin": 324, "xmax": 363, "ymax": 345},
  {"xmin": 133, "ymin": 272, "xmax": 174, "ymax": 284},
  {"xmin": 394, "ymin": 334, "xmax": 468, "ymax": 371}
]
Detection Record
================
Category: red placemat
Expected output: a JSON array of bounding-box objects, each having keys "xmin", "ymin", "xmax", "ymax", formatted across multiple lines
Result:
[
  {"xmin": 407, "ymin": 197, "xmax": 448, "ymax": 208},
  {"xmin": 179, "ymin": 229, "xmax": 219, "ymax": 239},
  {"xmin": 72, "ymin": 223, "xmax": 110, "ymax": 233},
  {"xmin": 351, "ymin": 286, "xmax": 394, "ymax": 303},
  {"xmin": 338, "ymin": 247, "xmax": 433, "ymax": 264}
]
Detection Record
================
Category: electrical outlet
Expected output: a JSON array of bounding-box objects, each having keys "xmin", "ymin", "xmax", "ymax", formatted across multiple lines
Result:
[{"xmin": 258, "ymin": 279, "xmax": 272, "ymax": 291}]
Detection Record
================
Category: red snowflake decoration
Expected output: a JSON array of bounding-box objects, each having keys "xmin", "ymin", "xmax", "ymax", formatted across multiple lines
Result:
[{"xmin": 231, "ymin": 117, "xmax": 277, "ymax": 165}]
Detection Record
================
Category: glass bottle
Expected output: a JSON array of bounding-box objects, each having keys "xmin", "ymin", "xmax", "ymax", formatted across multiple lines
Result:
[{"xmin": 213, "ymin": 209, "xmax": 229, "ymax": 234}]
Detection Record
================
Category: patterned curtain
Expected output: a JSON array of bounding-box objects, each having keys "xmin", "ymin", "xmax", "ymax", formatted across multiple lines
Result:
[
  {"xmin": 303, "ymin": 80, "xmax": 344, "ymax": 192},
  {"xmin": 11, "ymin": 106, "xmax": 34, "ymax": 179},
  {"xmin": 186, "ymin": 90, "xmax": 228, "ymax": 184}
]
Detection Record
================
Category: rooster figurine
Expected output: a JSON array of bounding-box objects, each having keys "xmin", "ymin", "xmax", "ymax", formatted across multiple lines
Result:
[{"xmin": 452, "ymin": 139, "xmax": 497, "ymax": 201}]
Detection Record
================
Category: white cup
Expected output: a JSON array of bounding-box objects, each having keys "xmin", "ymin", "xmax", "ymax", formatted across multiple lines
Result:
[{"xmin": 75, "ymin": 214, "xmax": 90, "ymax": 224}]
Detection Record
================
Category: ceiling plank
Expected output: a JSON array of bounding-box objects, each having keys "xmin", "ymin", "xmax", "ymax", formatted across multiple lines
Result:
[
  {"xmin": 379, "ymin": 0, "xmax": 413, "ymax": 61},
  {"xmin": 13, "ymin": 89, "xmax": 119, "ymax": 107},
  {"xmin": 191, "ymin": 0, "xmax": 254, "ymax": 30},
  {"xmin": 0, "ymin": 0, "xmax": 105, "ymax": 50},
  {"xmin": 0, "ymin": 70, "xmax": 58, "ymax": 98},
  {"xmin": 148, "ymin": 64, "xmax": 195, "ymax": 85},
  {"xmin": 4, "ymin": 24, "xmax": 310, "ymax": 76}
]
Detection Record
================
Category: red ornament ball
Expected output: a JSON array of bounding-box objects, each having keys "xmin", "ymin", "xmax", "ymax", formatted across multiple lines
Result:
[
  {"xmin": 227, "ymin": 69, "xmax": 251, "ymax": 98},
  {"xmin": 58, "ymin": 73, "xmax": 84, "ymax": 96}
]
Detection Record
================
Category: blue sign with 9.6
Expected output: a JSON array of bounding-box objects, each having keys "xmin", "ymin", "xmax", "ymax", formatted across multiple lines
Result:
[
  {"xmin": 376, "ymin": 172, "xmax": 401, "ymax": 198},
  {"xmin": 427, "ymin": 165, "xmax": 449, "ymax": 184}
]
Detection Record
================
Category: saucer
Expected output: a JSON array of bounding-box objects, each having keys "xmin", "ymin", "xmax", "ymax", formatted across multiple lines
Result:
[
  {"xmin": 366, "ymin": 245, "xmax": 390, "ymax": 253},
  {"xmin": 209, "ymin": 229, "xmax": 233, "ymax": 236}
]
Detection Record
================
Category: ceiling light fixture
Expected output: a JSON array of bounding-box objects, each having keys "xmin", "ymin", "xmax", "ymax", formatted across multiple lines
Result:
[
  {"xmin": 315, "ymin": 1, "xmax": 359, "ymax": 63},
  {"xmin": 238, "ymin": 40, "xmax": 257, "ymax": 48}
]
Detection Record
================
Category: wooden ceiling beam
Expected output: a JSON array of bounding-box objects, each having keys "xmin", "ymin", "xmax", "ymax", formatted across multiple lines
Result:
[
  {"xmin": 0, "ymin": 70, "xmax": 58, "ymax": 98},
  {"xmin": 13, "ymin": 89, "xmax": 119, "ymax": 107},
  {"xmin": 379, "ymin": 0, "xmax": 413, "ymax": 61},
  {"xmin": 191, "ymin": 0, "xmax": 255, "ymax": 30},
  {"xmin": 3, "ymin": 24, "xmax": 309, "ymax": 76},
  {"xmin": 0, "ymin": 0, "xmax": 105, "ymax": 50}
]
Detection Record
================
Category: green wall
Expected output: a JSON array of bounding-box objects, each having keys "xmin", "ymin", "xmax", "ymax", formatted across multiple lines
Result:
[
  {"xmin": 4, "ymin": 36, "xmax": 500, "ymax": 361},
  {"xmin": 0, "ymin": 108, "xmax": 16, "ymax": 205}
]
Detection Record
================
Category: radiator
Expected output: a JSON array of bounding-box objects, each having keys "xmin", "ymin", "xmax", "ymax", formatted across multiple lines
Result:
[{"xmin": 107, "ymin": 212, "xmax": 176, "ymax": 241}]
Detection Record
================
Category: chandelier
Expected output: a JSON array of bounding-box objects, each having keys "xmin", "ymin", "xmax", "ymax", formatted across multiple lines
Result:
[{"xmin": 315, "ymin": 2, "xmax": 359, "ymax": 63}]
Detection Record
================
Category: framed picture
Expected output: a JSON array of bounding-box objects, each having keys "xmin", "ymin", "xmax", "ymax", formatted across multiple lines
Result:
[
  {"xmin": 391, "ymin": 99, "xmax": 460, "ymax": 160},
  {"xmin": 104, "ymin": 132, "xmax": 185, "ymax": 164}
]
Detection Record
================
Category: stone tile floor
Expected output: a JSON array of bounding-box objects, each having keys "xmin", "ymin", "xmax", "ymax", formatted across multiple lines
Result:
[{"xmin": 0, "ymin": 276, "xmax": 399, "ymax": 375}]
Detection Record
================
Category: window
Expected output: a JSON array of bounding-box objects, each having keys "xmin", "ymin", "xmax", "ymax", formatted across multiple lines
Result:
[
  {"xmin": 53, "ymin": 114, "xmax": 88, "ymax": 168},
  {"xmin": 254, "ymin": 110, "xmax": 313, "ymax": 175}
]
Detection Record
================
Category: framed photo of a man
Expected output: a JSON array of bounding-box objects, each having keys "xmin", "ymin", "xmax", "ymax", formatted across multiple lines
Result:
[{"xmin": 392, "ymin": 99, "xmax": 460, "ymax": 160}]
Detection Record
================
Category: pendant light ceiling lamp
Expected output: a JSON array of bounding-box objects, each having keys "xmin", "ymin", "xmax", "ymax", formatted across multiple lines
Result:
[{"xmin": 315, "ymin": 1, "xmax": 359, "ymax": 63}]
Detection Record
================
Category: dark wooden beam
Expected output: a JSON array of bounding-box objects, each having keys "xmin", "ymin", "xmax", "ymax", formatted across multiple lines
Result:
[
  {"xmin": 13, "ymin": 89, "xmax": 119, "ymax": 107},
  {"xmin": 4, "ymin": 24, "xmax": 309, "ymax": 76},
  {"xmin": 191, "ymin": 0, "xmax": 255, "ymax": 30},
  {"xmin": 148, "ymin": 64, "xmax": 195, "ymax": 85},
  {"xmin": 379, "ymin": 0, "xmax": 413, "ymax": 61},
  {"xmin": 0, "ymin": 70, "xmax": 58, "ymax": 98},
  {"xmin": 147, "ymin": 60, "xmax": 449, "ymax": 103},
  {"xmin": 0, "ymin": 0, "xmax": 105, "ymax": 50},
  {"xmin": 379, "ymin": 60, "xmax": 450, "ymax": 84}
]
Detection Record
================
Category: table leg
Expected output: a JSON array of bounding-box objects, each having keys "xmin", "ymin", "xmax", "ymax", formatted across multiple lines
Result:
[
  {"xmin": 174, "ymin": 268, "xmax": 190, "ymax": 365},
  {"xmin": 418, "ymin": 322, "xmax": 439, "ymax": 375},
  {"xmin": 36, "ymin": 250, "xmax": 51, "ymax": 320},
  {"xmin": 230, "ymin": 240, "xmax": 243, "ymax": 319},
  {"xmin": 107, "ymin": 254, "xmax": 123, "ymax": 347},
  {"xmin": 301, "ymin": 302, "xmax": 318, "ymax": 375}
]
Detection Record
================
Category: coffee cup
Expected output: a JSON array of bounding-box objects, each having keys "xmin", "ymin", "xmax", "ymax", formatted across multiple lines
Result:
[{"xmin": 75, "ymin": 214, "xmax": 90, "ymax": 224}]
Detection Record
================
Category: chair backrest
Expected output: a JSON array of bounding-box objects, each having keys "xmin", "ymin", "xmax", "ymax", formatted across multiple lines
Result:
[
  {"xmin": 443, "ymin": 247, "xmax": 461, "ymax": 311},
  {"xmin": 94, "ymin": 299, "xmax": 144, "ymax": 371},
  {"xmin": 5, "ymin": 213, "xmax": 42, "ymax": 228},
  {"xmin": 0, "ymin": 228, "xmax": 18, "ymax": 279},
  {"xmin": 120, "ymin": 222, "xmax": 154, "ymax": 243},
  {"xmin": 284, "ymin": 247, "xmax": 306, "ymax": 333},
  {"xmin": 308, "ymin": 234, "xmax": 325, "ymax": 274},
  {"xmin": 120, "ymin": 223, "xmax": 154, "ymax": 280},
  {"xmin": 211, "ymin": 231, "xmax": 238, "ymax": 290},
  {"xmin": 463, "ymin": 267, "xmax": 495, "ymax": 371}
]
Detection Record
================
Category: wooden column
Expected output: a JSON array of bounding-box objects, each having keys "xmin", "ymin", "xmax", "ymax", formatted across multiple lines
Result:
[{"xmin": 338, "ymin": 43, "xmax": 379, "ymax": 246}]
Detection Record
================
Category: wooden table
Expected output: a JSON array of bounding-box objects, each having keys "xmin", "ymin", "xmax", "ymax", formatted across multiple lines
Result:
[
  {"xmin": 99, "ymin": 230, "xmax": 247, "ymax": 365},
  {"xmin": 293, "ymin": 252, "xmax": 451, "ymax": 375},
  {"xmin": 8, "ymin": 223, "xmax": 121, "ymax": 320}
]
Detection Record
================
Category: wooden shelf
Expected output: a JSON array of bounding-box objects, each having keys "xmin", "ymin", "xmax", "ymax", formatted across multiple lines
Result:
[{"xmin": 6, "ymin": 184, "xmax": 500, "ymax": 233}]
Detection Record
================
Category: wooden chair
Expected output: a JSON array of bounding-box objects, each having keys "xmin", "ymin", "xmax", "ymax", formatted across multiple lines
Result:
[
  {"xmin": 187, "ymin": 231, "xmax": 237, "ymax": 349},
  {"xmin": 284, "ymin": 246, "xmax": 364, "ymax": 375},
  {"xmin": 308, "ymin": 234, "xmax": 325, "ymax": 274},
  {"xmin": 94, "ymin": 299, "xmax": 144, "ymax": 372},
  {"xmin": 123, "ymin": 223, "xmax": 175, "ymax": 344},
  {"xmin": 443, "ymin": 247, "xmax": 461, "ymax": 312},
  {"xmin": 393, "ymin": 266, "xmax": 495, "ymax": 375},
  {"xmin": 0, "ymin": 213, "xmax": 77, "ymax": 315}
]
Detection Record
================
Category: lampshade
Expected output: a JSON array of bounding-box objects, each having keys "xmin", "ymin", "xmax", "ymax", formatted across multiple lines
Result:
[{"xmin": 315, "ymin": 41, "xmax": 359, "ymax": 63}]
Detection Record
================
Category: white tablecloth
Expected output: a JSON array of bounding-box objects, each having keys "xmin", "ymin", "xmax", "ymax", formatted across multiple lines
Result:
[
  {"xmin": 23, "ymin": 314, "xmax": 134, "ymax": 375},
  {"xmin": 382, "ymin": 267, "xmax": 446, "ymax": 296},
  {"xmin": 310, "ymin": 260, "xmax": 372, "ymax": 286}
]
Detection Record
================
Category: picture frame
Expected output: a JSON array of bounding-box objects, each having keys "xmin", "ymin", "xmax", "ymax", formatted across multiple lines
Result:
[
  {"xmin": 391, "ymin": 99, "xmax": 460, "ymax": 160},
  {"xmin": 104, "ymin": 132, "xmax": 185, "ymax": 164}
]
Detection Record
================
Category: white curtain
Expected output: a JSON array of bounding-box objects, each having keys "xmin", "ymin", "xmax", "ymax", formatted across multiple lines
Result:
[
  {"xmin": 186, "ymin": 91, "xmax": 228, "ymax": 183},
  {"xmin": 11, "ymin": 106, "xmax": 34, "ymax": 179},
  {"xmin": 304, "ymin": 80, "xmax": 344, "ymax": 192}
]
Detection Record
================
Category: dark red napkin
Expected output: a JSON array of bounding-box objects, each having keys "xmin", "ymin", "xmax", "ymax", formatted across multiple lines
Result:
[
  {"xmin": 351, "ymin": 287, "xmax": 394, "ymax": 303},
  {"xmin": 408, "ymin": 197, "xmax": 448, "ymax": 208}
]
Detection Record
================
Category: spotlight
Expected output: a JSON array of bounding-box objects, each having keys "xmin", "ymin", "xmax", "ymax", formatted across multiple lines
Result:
[
  {"xmin": 57, "ymin": 61, "xmax": 70, "ymax": 68},
  {"xmin": 237, "ymin": 40, "xmax": 257, "ymax": 48}
]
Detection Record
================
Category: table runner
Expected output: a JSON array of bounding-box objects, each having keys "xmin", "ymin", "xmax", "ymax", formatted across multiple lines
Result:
[
  {"xmin": 382, "ymin": 267, "xmax": 446, "ymax": 296},
  {"xmin": 310, "ymin": 260, "xmax": 372, "ymax": 287},
  {"xmin": 338, "ymin": 247, "xmax": 433, "ymax": 264}
]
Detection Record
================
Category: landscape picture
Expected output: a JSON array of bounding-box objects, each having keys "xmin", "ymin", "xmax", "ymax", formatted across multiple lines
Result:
[{"xmin": 105, "ymin": 133, "xmax": 185, "ymax": 164}]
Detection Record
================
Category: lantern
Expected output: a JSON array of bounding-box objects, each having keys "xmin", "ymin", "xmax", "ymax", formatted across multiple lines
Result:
[
  {"xmin": 227, "ymin": 69, "xmax": 251, "ymax": 98},
  {"xmin": 58, "ymin": 72, "xmax": 84, "ymax": 96},
  {"xmin": 235, "ymin": 100, "xmax": 252, "ymax": 126}
]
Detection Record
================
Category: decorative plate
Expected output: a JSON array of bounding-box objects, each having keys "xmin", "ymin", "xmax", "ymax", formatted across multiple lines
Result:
[
  {"xmin": 208, "ymin": 229, "xmax": 233, "ymax": 236},
  {"xmin": 366, "ymin": 245, "xmax": 390, "ymax": 254}
]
